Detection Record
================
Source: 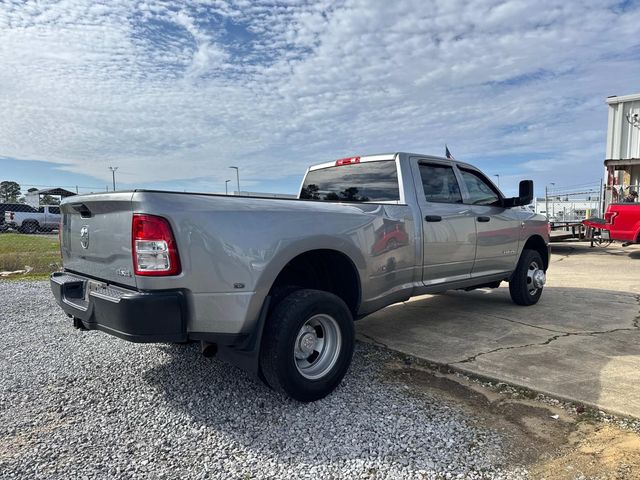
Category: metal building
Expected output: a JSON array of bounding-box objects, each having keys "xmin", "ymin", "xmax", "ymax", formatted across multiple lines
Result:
[
  {"xmin": 604, "ymin": 93, "xmax": 640, "ymax": 204},
  {"xmin": 24, "ymin": 187, "xmax": 76, "ymax": 208}
]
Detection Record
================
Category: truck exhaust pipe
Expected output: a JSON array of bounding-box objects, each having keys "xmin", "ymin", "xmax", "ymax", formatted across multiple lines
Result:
[{"xmin": 73, "ymin": 317, "xmax": 88, "ymax": 331}]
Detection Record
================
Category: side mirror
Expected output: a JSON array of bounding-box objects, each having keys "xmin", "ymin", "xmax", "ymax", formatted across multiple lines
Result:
[
  {"xmin": 518, "ymin": 180, "xmax": 534, "ymax": 206},
  {"xmin": 503, "ymin": 180, "xmax": 534, "ymax": 208}
]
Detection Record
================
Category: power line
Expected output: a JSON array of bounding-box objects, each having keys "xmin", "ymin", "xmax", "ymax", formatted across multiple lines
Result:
[
  {"xmin": 547, "ymin": 190, "xmax": 600, "ymax": 197},
  {"xmin": 548, "ymin": 181, "xmax": 601, "ymax": 192},
  {"xmin": 19, "ymin": 183, "xmax": 106, "ymax": 190}
]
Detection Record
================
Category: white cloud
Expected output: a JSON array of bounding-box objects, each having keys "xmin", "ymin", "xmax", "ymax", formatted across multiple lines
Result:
[{"xmin": 0, "ymin": 0, "xmax": 639, "ymax": 190}]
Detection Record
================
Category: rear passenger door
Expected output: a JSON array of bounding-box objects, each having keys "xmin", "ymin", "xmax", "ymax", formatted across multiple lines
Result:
[
  {"xmin": 412, "ymin": 160, "xmax": 477, "ymax": 285},
  {"xmin": 456, "ymin": 167, "xmax": 520, "ymax": 276}
]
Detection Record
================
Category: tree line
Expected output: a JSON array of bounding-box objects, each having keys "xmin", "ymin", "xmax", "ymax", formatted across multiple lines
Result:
[{"xmin": 0, "ymin": 181, "xmax": 60, "ymax": 205}]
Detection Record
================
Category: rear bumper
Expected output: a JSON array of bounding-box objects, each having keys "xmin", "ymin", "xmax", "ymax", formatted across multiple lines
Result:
[{"xmin": 50, "ymin": 271, "xmax": 187, "ymax": 343}]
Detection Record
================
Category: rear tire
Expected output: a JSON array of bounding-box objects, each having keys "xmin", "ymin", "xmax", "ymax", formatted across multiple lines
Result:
[
  {"xmin": 20, "ymin": 221, "xmax": 38, "ymax": 234},
  {"xmin": 259, "ymin": 289, "xmax": 355, "ymax": 402},
  {"xmin": 509, "ymin": 249, "xmax": 545, "ymax": 306}
]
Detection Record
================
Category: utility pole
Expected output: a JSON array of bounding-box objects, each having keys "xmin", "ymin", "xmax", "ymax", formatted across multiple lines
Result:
[
  {"xmin": 108, "ymin": 166, "xmax": 118, "ymax": 191},
  {"xmin": 225, "ymin": 180, "xmax": 231, "ymax": 195},
  {"xmin": 545, "ymin": 182, "xmax": 555, "ymax": 220},
  {"xmin": 598, "ymin": 180, "xmax": 604, "ymax": 217},
  {"xmin": 229, "ymin": 166, "xmax": 240, "ymax": 195},
  {"xmin": 493, "ymin": 174, "xmax": 500, "ymax": 187},
  {"xmin": 545, "ymin": 186, "xmax": 549, "ymax": 219}
]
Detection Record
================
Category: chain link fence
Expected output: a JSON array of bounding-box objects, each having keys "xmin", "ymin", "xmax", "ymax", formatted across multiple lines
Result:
[
  {"xmin": 542, "ymin": 182, "xmax": 603, "ymax": 222},
  {"xmin": 0, "ymin": 203, "xmax": 60, "ymax": 278}
]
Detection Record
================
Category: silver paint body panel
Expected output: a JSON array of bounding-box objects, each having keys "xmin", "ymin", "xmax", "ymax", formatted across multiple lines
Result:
[{"xmin": 59, "ymin": 153, "xmax": 549, "ymax": 336}]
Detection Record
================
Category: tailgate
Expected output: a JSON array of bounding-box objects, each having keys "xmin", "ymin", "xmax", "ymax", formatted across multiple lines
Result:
[{"xmin": 61, "ymin": 192, "xmax": 137, "ymax": 288}]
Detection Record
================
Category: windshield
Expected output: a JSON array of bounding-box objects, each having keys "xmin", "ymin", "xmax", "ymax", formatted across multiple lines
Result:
[{"xmin": 300, "ymin": 160, "xmax": 400, "ymax": 202}]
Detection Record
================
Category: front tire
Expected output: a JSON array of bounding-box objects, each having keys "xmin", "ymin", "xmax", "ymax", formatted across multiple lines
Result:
[
  {"xmin": 260, "ymin": 289, "xmax": 355, "ymax": 402},
  {"xmin": 509, "ymin": 249, "xmax": 546, "ymax": 306}
]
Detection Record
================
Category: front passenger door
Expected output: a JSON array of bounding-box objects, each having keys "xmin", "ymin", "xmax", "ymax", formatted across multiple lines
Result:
[
  {"xmin": 457, "ymin": 167, "xmax": 520, "ymax": 276},
  {"xmin": 414, "ymin": 161, "xmax": 477, "ymax": 285}
]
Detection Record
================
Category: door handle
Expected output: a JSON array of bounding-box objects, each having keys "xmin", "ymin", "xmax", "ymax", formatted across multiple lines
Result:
[
  {"xmin": 424, "ymin": 215, "xmax": 442, "ymax": 222},
  {"xmin": 477, "ymin": 216, "xmax": 491, "ymax": 222}
]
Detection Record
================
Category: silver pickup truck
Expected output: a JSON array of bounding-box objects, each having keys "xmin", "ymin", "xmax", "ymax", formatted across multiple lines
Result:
[
  {"xmin": 5, "ymin": 205, "xmax": 61, "ymax": 233},
  {"xmin": 51, "ymin": 152, "xmax": 549, "ymax": 401}
]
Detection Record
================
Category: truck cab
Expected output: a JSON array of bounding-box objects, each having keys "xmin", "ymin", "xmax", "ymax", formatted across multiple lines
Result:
[{"xmin": 300, "ymin": 153, "xmax": 547, "ymax": 290}]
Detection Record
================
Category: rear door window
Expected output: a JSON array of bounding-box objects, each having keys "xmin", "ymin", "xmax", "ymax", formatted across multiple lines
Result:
[
  {"xmin": 418, "ymin": 163, "xmax": 462, "ymax": 204},
  {"xmin": 49, "ymin": 207, "xmax": 60, "ymax": 215},
  {"xmin": 300, "ymin": 160, "xmax": 400, "ymax": 202}
]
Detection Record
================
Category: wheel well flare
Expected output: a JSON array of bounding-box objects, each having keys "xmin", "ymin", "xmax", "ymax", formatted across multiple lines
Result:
[
  {"xmin": 522, "ymin": 235, "xmax": 549, "ymax": 270},
  {"xmin": 269, "ymin": 250, "xmax": 361, "ymax": 315}
]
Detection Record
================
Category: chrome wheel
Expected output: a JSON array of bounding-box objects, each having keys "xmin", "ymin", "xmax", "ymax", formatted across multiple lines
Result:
[
  {"xmin": 526, "ymin": 260, "xmax": 546, "ymax": 295},
  {"xmin": 293, "ymin": 314, "xmax": 342, "ymax": 380}
]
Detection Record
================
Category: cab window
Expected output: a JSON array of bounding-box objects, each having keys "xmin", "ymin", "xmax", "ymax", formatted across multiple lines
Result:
[
  {"xmin": 418, "ymin": 164, "xmax": 462, "ymax": 204},
  {"xmin": 459, "ymin": 169, "xmax": 501, "ymax": 206},
  {"xmin": 300, "ymin": 160, "xmax": 399, "ymax": 202}
]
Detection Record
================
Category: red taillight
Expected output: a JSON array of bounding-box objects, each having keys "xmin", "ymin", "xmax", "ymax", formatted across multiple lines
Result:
[
  {"xmin": 605, "ymin": 211, "xmax": 618, "ymax": 224},
  {"xmin": 335, "ymin": 156, "xmax": 360, "ymax": 166},
  {"xmin": 132, "ymin": 214, "xmax": 181, "ymax": 276}
]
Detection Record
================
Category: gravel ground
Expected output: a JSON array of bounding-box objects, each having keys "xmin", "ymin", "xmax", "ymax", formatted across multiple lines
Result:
[{"xmin": 0, "ymin": 281, "xmax": 527, "ymax": 479}]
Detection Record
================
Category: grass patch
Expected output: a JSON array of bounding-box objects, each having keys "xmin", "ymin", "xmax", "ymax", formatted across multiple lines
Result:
[
  {"xmin": 0, "ymin": 233, "xmax": 60, "ymax": 277},
  {"xmin": 2, "ymin": 273, "xmax": 51, "ymax": 281}
]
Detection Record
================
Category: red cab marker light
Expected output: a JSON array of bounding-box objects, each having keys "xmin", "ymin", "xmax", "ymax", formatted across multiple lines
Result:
[{"xmin": 335, "ymin": 156, "xmax": 360, "ymax": 166}]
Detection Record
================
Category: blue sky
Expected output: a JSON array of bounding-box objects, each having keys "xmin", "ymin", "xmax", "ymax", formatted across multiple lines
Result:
[{"xmin": 1, "ymin": 0, "xmax": 640, "ymax": 198}]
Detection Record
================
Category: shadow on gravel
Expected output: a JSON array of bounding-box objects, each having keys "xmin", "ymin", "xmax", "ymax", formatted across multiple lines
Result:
[{"xmin": 141, "ymin": 343, "xmax": 508, "ymax": 473}]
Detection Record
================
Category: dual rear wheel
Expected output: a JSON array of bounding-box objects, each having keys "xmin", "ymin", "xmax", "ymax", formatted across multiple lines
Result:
[{"xmin": 259, "ymin": 289, "xmax": 354, "ymax": 402}]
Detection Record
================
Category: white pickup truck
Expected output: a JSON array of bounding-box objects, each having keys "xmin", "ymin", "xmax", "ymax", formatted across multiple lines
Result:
[
  {"xmin": 51, "ymin": 152, "xmax": 549, "ymax": 401},
  {"xmin": 5, "ymin": 205, "xmax": 61, "ymax": 233}
]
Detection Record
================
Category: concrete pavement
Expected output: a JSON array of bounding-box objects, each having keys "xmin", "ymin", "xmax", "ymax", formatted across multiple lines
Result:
[{"xmin": 357, "ymin": 242, "xmax": 640, "ymax": 418}]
